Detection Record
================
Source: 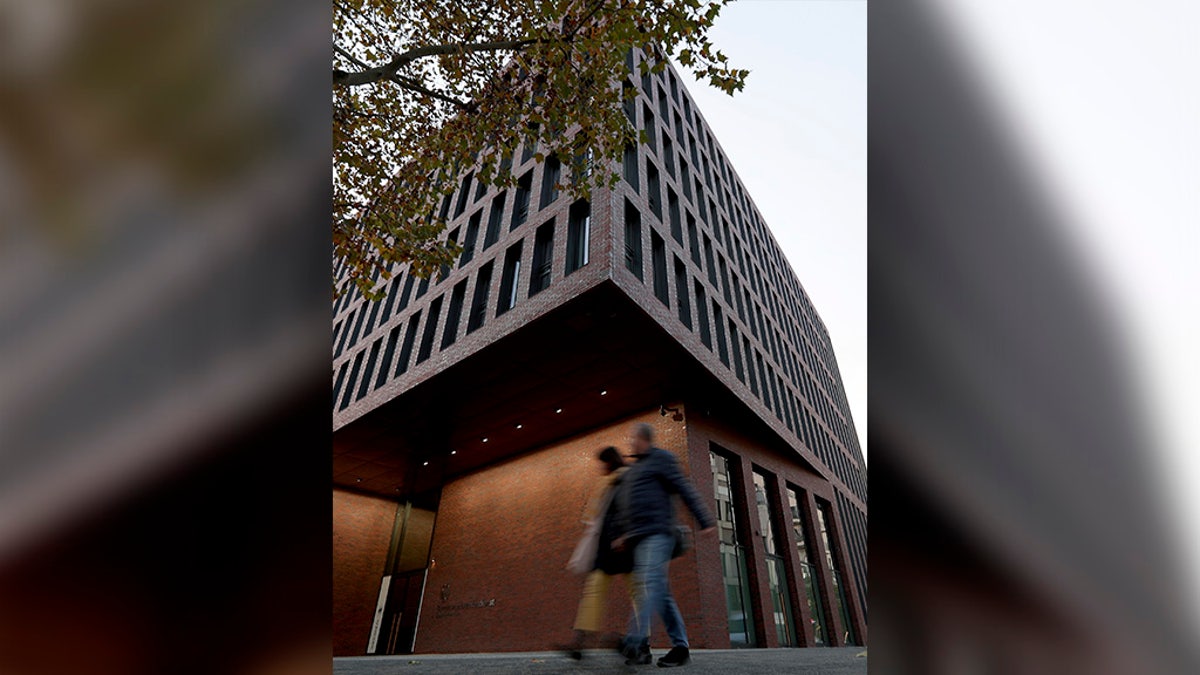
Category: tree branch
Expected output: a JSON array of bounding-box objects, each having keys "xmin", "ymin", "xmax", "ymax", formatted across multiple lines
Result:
[{"xmin": 334, "ymin": 38, "xmax": 542, "ymax": 87}]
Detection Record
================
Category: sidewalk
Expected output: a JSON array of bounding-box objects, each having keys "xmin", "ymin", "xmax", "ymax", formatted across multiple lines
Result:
[{"xmin": 334, "ymin": 647, "xmax": 867, "ymax": 674}]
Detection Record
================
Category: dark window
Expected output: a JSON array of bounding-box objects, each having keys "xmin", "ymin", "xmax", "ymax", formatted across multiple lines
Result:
[
  {"xmin": 622, "ymin": 80, "xmax": 636, "ymax": 125},
  {"xmin": 667, "ymin": 188, "xmax": 682, "ymax": 243},
  {"xmin": 511, "ymin": 172, "xmax": 532, "ymax": 230},
  {"xmin": 376, "ymin": 324, "xmax": 402, "ymax": 389},
  {"xmin": 335, "ymin": 309, "xmax": 354, "ymax": 357},
  {"xmin": 663, "ymin": 136, "xmax": 676, "ymax": 177},
  {"xmin": 460, "ymin": 211, "xmax": 481, "ymax": 267},
  {"xmin": 439, "ymin": 227, "xmax": 459, "ymax": 282},
  {"xmin": 714, "ymin": 304, "xmax": 729, "ymax": 366},
  {"xmin": 454, "ymin": 172, "xmax": 473, "ymax": 219},
  {"xmin": 379, "ymin": 275, "xmax": 401, "ymax": 324},
  {"xmin": 719, "ymin": 256, "xmax": 733, "ymax": 304},
  {"xmin": 687, "ymin": 213, "xmax": 702, "ymax": 265},
  {"xmin": 357, "ymin": 338, "xmax": 382, "ymax": 400},
  {"xmin": 646, "ymin": 161, "xmax": 662, "ymax": 220},
  {"xmin": 437, "ymin": 192, "xmax": 452, "ymax": 222},
  {"xmin": 363, "ymin": 296, "xmax": 381, "ymax": 336},
  {"xmin": 474, "ymin": 172, "xmax": 488, "ymax": 202},
  {"xmin": 703, "ymin": 233, "xmax": 718, "ymax": 285},
  {"xmin": 623, "ymin": 143, "xmax": 639, "ymax": 193},
  {"xmin": 756, "ymin": 352, "xmax": 770, "ymax": 406},
  {"xmin": 415, "ymin": 274, "xmax": 430, "ymax": 300},
  {"xmin": 416, "ymin": 296, "xmax": 443, "ymax": 363},
  {"xmin": 565, "ymin": 199, "xmax": 590, "ymax": 275},
  {"xmin": 675, "ymin": 257, "xmax": 692, "ymax": 328},
  {"xmin": 529, "ymin": 220, "xmax": 555, "ymax": 296},
  {"xmin": 497, "ymin": 240, "xmax": 524, "ymax": 315},
  {"xmin": 695, "ymin": 280, "xmax": 712, "ymax": 348},
  {"xmin": 539, "ymin": 154, "xmax": 561, "ymax": 209},
  {"xmin": 681, "ymin": 159, "xmax": 692, "ymax": 201},
  {"xmin": 467, "ymin": 261, "xmax": 494, "ymax": 333},
  {"xmin": 347, "ymin": 305, "xmax": 367, "ymax": 348},
  {"xmin": 682, "ymin": 96, "xmax": 693, "ymax": 126},
  {"xmin": 624, "ymin": 199, "xmax": 643, "ymax": 280},
  {"xmin": 695, "ymin": 180, "xmax": 707, "ymax": 220},
  {"xmin": 395, "ymin": 312, "xmax": 421, "ymax": 376},
  {"xmin": 744, "ymin": 336, "xmax": 759, "ymax": 395},
  {"xmin": 688, "ymin": 131, "xmax": 699, "ymax": 166},
  {"xmin": 729, "ymin": 321, "xmax": 745, "ymax": 381},
  {"xmin": 441, "ymin": 280, "xmax": 468, "ymax": 348},
  {"xmin": 332, "ymin": 319, "xmax": 343, "ymax": 351},
  {"xmin": 673, "ymin": 111, "xmax": 684, "ymax": 140},
  {"xmin": 332, "ymin": 362, "xmax": 348, "ymax": 412},
  {"xmin": 397, "ymin": 274, "xmax": 415, "ymax": 312},
  {"xmin": 642, "ymin": 104, "xmax": 657, "ymax": 154},
  {"xmin": 651, "ymin": 231, "xmax": 669, "ymax": 306},
  {"xmin": 657, "ymin": 85, "xmax": 669, "ymax": 120},
  {"xmin": 339, "ymin": 350, "xmax": 365, "ymax": 411},
  {"xmin": 669, "ymin": 70, "xmax": 679, "ymax": 104},
  {"xmin": 521, "ymin": 138, "xmax": 535, "ymax": 165}
]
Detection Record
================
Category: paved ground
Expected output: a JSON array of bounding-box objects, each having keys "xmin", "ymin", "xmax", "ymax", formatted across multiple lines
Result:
[{"xmin": 334, "ymin": 647, "xmax": 867, "ymax": 674}]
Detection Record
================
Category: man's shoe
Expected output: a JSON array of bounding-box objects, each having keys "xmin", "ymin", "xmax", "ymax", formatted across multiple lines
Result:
[
  {"xmin": 624, "ymin": 643, "xmax": 652, "ymax": 665},
  {"xmin": 656, "ymin": 646, "xmax": 690, "ymax": 668}
]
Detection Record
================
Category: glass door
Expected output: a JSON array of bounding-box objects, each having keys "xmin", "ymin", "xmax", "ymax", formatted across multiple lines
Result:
[
  {"xmin": 753, "ymin": 470, "xmax": 797, "ymax": 646},
  {"xmin": 710, "ymin": 451, "xmax": 757, "ymax": 646}
]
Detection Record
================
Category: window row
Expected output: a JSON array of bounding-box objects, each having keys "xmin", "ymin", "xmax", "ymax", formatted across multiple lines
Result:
[{"xmin": 333, "ymin": 201, "xmax": 592, "ymax": 413}]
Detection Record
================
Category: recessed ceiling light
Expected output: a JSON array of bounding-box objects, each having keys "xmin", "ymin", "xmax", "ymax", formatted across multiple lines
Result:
[
  {"xmin": 450, "ymin": 450, "xmax": 457, "ymax": 455},
  {"xmin": 516, "ymin": 423, "xmax": 523, "ymax": 429},
  {"xmin": 482, "ymin": 437, "xmax": 489, "ymax": 442},
  {"xmin": 555, "ymin": 408, "xmax": 563, "ymax": 414},
  {"xmin": 356, "ymin": 478, "xmax": 362, "ymax": 483},
  {"xmin": 422, "ymin": 461, "xmax": 429, "ymax": 466},
  {"xmin": 600, "ymin": 390, "xmax": 608, "ymax": 396}
]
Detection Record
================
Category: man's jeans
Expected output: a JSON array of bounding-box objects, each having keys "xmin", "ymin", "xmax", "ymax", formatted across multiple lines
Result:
[{"xmin": 624, "ymin": 532, "xmax": 688, "ymax": 650}]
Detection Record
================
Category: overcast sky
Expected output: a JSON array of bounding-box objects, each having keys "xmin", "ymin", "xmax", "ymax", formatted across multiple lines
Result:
[{"xmin": 673, "ymin": 1, "xmax": 868, "ymax": 460}]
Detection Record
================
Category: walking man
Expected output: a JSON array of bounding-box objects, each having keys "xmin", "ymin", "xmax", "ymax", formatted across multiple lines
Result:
[{"xmin": 616, "ymin": 423, "xmax": 716, "ymax": 668}]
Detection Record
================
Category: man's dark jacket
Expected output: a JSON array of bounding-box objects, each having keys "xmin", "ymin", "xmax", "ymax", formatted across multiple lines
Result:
[{"xmin": 617, "ymin": 447, "xmax": 716, "ymax": 543}]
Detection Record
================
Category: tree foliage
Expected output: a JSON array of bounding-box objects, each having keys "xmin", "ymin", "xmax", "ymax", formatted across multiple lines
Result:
[{"xmin": 333, "ymin": 0, "xmax": 747, "ymax": 299}]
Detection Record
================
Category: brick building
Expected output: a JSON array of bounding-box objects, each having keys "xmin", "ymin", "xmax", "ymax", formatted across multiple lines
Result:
[{"xmin": 332, "ymin": 51, "xmax": 867, "ymax": 656}]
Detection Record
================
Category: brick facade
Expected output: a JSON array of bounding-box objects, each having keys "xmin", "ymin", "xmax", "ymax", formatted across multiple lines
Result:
[{"xmin": 332, "ymin": 490, "xmax": 398, "ymax": 656}]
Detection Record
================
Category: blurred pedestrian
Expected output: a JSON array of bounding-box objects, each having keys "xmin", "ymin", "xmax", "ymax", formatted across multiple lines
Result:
[{"xmin": 562, "ymin": 445, "xmax": 632, "ymax": 659}]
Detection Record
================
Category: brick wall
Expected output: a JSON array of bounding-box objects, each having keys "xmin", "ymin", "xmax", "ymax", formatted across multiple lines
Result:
[
  {"xmin": 333, "ymin": 489, "xmax": 398, "ymax": 656},
  {"xmin": 414, "ymin": 409, "xmax": 714, "ymax": 653}
]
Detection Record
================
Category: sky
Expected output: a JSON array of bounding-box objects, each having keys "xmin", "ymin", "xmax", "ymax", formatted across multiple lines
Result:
[
  {"xmin": 927, "ymin": 0, "xmax": 1200, "ymax": 623},
  {"xmin": 672, "ymin": 1, "xmax": 868, "ymax": 461}
]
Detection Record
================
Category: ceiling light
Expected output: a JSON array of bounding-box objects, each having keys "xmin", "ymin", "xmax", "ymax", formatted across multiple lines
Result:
[
  {"xmin": 600, "ymin": 390, "xmax": 608, "ymax": 396},
  {"xmin": 450, "ymin": 450, "xmax": 457, "ymax": 455},
  {"xmin": 555, "ymin": 408, "xmax": 562, "ymax": 414},
  {"xmin": 516, "ymin": 423, "xmax": 523, "ymax": 429},
  {"xmin": 482, "ymin": 437, "xmax": 489, "ymax": 442},
  {"xmin": 422, "ymin": 461, "xmax": 429, "ymax": 466},
  {"xmin": 356, "ymin": 478, "xmax": 362, "ymax": 483}
]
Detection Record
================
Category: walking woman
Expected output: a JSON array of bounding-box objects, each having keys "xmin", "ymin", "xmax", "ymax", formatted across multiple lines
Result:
[{"xmin": 562, "ymin": 446, "xmax": 632, "ymax": 659}]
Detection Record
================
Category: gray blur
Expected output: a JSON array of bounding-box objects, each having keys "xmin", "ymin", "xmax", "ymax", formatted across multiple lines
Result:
[{"xmin": 871, "ymin": 1, "xmax": 1198, "ymax": 674}]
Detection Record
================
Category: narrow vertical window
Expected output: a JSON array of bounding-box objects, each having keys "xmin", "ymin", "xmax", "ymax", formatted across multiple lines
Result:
[
  {"xmin": 538, "ymin": 154, "xmax": 561, "ymax": 209},
  {"xmin": 674, "ymin": 257, "xmax": 692, "ymax": 329},
  {"xmin": 788, "ymin": 488, "xmax": 829, "ymax": 646},
  {"xmin": 646, "ymin": 161, "xmax": 662, "ymax": 220},
  {"xmin": 714, "ymin": 304, "xmax": 729, "ymax": 366},
  {"xmin": 487, "ymin": 189, "xmax": 506, "ymax": 247},
  {"xmin": 415, "ymin": 274, "xmax": 430, "ymax": 300},
  {"xmin": 497, "ymin": 240, "xmax": 524, "ymax": 315},
  {"xmin": 695, "ymin": 280, "xmax": 712, "ymax": 349},
  {"xmin": 667, "ymin": 188, "xmax": 682, "ymax": 244},
  {"xmin": 376, "ymin": 324, "xmax": 402, "ymax": 389},
  {"xmin": 687, "ymin": 213, "xmax": 702, "ymax": 266},
  {"xmin": 622, "ymin": 80, "xmax": 636, "ymax": 125},
  {"xmin": 439, "ymin": 227, "xmax": 460, "ymax": 282},
  {"xmin": 729, "ymin": 321, "xmax": 745, "ymax": 381},
  {"xmin": 623, "ymin": 199, "xmax": 643, "ymax": 280},
  {"xmin": 379, "ymin": 275, "xmax": 401, "ymax": 325},
  {"xmin": 623, "ymin": 143, "xmax": 640, "ymax": 193},
  {"xmin": 467, "ymin": 261, "xmax": 494, "ymax": 333},
  {"xmin": 335, "ymin": 309, "xmax": 354, "ymax": 357},
  {"xmin": 744, "ymin": 336, "xmax": 759, "ymax": 395},
  {"xmin": 397, "ymin": 274, "xmax": 415, "ymax": 312},
  {"xmin": 357, "ymin": 338, "xmax": 382, "ymax": 401},
  {"xmin": 395, "ymin": 311, "xmax": 421, "ymax": 376},
  {"xmin": 529, "ymin": 220, "xmax": 555, "ymax": 295},
  {"xmin": 441, "ymin": 280, "xmax": 468, "ymax": 348},
  {"xmin": 709, "ymin": 450, "xmax": 757, "ymax": 647},
  {"xmin": 663, "ymin": 135, "xmax": 676, "ymax": 177},
  {"xmin": 363, "ymin": 299, "xmax": 381, "ymax": 341},
  {"xmin": 511, "ymin": 172, "xmax": 532, "ymax": 230},
  {"xmin": 657, "ymin": 85, "xmax": 669, "ymax": 120},
  {"xmin": 454, "ymin": 171, "xmax": 473, "ymax": 219},
  {"xmin": 348, "ymin": 305, "xmax": 368, "ymax": 348},
  {"xmin": 332, "ymin": 362, "xmax": 348, "ymax": 412},
  {"xmin": 460, "ymin": 211, "xmax": 481, "ymax": 267},
  {"xmin": 681, "ymin": 159, "xmax": 692, "ymax": 201},
  {"xmin": 816, "ymin": 501, "xmax": 858, "ymax": 646},
  {"xmin": 719, "ymin": 256, "xmax": 733, "ymax": 304},
  {"xmin": 651, "ymin": 231, "xmax": 669, "ymax": 306},
  {"xmin": 703, "ymin": 233, "xmax": 718, "ymax": 285},
  {"xmin": 416, "ymin": 295, "xmax": 443, "ymax": 363},
  {"xmin": 339, "ymin": 350, "xmax": 365, "ymax": 411},
  {"xmin": 565, "ymin": 199, "xmax": 591, "ymax": 275},
  {"xmin": 753, "ymin": 471, "xmax": 798, "ymax": 647},
  {"xmin": 642, "ymin": 104, "xmax": 657, "ymax": 154}
]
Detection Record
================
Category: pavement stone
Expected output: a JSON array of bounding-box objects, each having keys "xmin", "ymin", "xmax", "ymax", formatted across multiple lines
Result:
[{"xmin": 334, "ymin": 647, "xmax": 867, "ymax": 674}]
